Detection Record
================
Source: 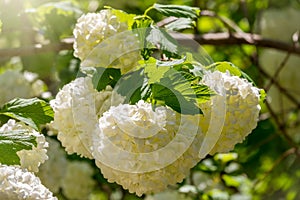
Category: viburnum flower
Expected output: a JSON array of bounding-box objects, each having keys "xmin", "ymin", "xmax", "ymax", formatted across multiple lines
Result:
[
  {"xmin": 50, "ymin": 76, "xmax": 124, "ymax": 158},
  {"xmin": 0, "ymin": 69, "xmax": 44, "ymax": 105},
  {"xmin": 93, "ymin": 100, "xmax": 205, "ymax": 196},
  {"xmin": 37, "ymin": 137, "xmax": 67, "ymax": 194},
  {"xmin": 199, "ymin": 71, "xmax": 261, "ymax": 154},
  {"xmin": 73, "ymin": 9, "xmax": 141, "ymax": 74},
  {"xmin": 0, "ymin": 164, "xmax": 57, "ymax": 200},
  {"xmin": 61, "ymin": 161, "xmax": 96, "ymax": 200},
  {"xmin": 0, "ymin": 119, "xmax": 48, "ymax": 173}
]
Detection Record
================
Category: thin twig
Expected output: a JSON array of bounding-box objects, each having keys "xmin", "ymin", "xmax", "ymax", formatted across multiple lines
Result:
[
  {"xmin": 253, "ymin": 147, "xmax": 298, "ymax": 188},
  {"xmin": 264, "ymin": 52, "xmax": 291, "ymax": 91},
  {"xmin": 265, "ymin": 100, "xmax": 299, "ymax": 149},
  {"xmin": 257, "ymin": 65, "xmax": 300, "ymax": 109}
]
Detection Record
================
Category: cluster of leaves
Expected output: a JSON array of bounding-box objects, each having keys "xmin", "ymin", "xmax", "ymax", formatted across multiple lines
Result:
[{"xmin": 0, "ymin": 98, "xmax": 53, "ymax": 166}]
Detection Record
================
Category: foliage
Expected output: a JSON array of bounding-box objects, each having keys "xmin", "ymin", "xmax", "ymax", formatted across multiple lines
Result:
[{"xmin": 0, "ymin": 0, "xmax": 299, "ymax": 200}]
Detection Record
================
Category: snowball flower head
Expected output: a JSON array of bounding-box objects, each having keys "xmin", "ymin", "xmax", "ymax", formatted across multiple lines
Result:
[
  {"xmin": 0, "ymin": 119, "xmax": 48, "ymax": 172},
  {"xmin": 61, "ymin": 161, "xmax": 95, "ymax": 200},
  {"xmin": 200, "ymin": 71, "xmax": 261, "ymax": 154},
  {"xmin": 37, "ymin": 137, "xmax": 68, "ymax": 194},
  {"xmin": 93, "ymin": 100, "xmax": 205, "ymax": 196},
  {"xmin": 0, "ymin": 164, "xmax": 57, "ymax": 200},
  {"xmin": 73, "ymin": 9, "xmax": 141, "ymax": 73},
  {"xmin": 50, "ymin": 76, "xmax": 124, "ymax": 158}
]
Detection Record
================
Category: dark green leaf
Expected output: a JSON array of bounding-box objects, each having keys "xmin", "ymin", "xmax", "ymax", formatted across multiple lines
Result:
[
  {"xmin": 153, "ymin": 4, "xmax": 200, "ymax": 19},
  {"xmin": 0, "ymin": 98, "xmax": 54, "ymax": 131},
  {"xmin": 115, "ymin": 69, "xmax": 150, "ymax": 104},
  {"xmin": 152, "ymin": 83, "xmax": 201, "ymax": 114},
  {"xmin": 0, "ymin": 129, "xmax": 37, "ymax": 165},
  {"xmin": 132, "ymin": 18, "xmax": 153, "ymax": 59},
  {"xmin": 150, "ymin": 69, "xmax": 214, "ymax": 114},
  {"xmin": 91, "ymin": 67, "xmax": 122, "ymax": 91}
]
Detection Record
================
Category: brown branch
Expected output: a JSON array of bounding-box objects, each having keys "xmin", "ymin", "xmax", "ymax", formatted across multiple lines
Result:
[
  {"xmin": 172, "ymin": 32, "xmax": 300, "ymax": 55},
  {"xmin": 0, "ymin": 32, "xmax": 300, "ymax": 58},
  {"xmin": 0, "ymin": 38, "xmax": 73, "ymax": 58}
]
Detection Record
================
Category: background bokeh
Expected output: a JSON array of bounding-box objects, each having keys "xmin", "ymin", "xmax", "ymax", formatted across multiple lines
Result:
[{"xmin": 0, "ymin": 0, "xmax": 299, "ymax": 199}]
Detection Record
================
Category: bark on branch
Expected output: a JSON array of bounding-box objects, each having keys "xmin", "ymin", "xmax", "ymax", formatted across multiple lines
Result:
[
  {"xmin": 0, "ymin": 33, "xmax": 300, "ymax": 58},
  {"xmin": 171, "ymin": 32, "xmax": 300, "ymax": 55}
]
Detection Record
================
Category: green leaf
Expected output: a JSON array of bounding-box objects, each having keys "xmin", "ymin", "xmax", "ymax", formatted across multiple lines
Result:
[
  {"xmin": 208, "ymin": 62, "xmax": 242, "ymax": 77},
  {"xmin": 143, "ymin": 57, "xmax": 171, "ymax": 84},
  {"xmin": 0, "ymin": 98, "xmax": 54, "ymax": 131},
  {"xmin": 207, "ymin": 61, "xmax": 256, "ymax": 86},
  {"xmin": 115, "ymin": 69, "xmax": 150, "ymax": 104},
  {"xmin": 151, "ymin": 69, "xmax": 214, "ymax": 114},
  {"xmin": 156, "ymin": 56, "xmax": 186, "ymax": 67},
  {"xmin": 146, "ymin": 26, "xmax": 179, "ymax": 54},
  {"xmin": 153, "ymin": 3, "xmax": 200, "ymax": 19},
  {"xmin": 0, "ymin": 19, "xmax": 2, "ymax": 33},
  {"xmin": 132, "ymin": 18, "xmax": 153, "ymax": 59},
  {"xmin": 91, "ymin": 67, "xmax": 122, "ymax": 91},
  {"xmin": 260, "ymin": 89, "xmax": 267, "ymax": 103},
  {"xmin": 108, "ymin": 7, "xmax": 136, "ymax": 29},
  {"xmin": 0, "ymin": 129, "xmax": 37, "ymax": 165},
  {"xmin": 152, "ymin": 83, "xmax": 200, "ymax": 114},
  {"xmin": 165, "ymin": 17, "xmax": 195, "ymax": 31}
]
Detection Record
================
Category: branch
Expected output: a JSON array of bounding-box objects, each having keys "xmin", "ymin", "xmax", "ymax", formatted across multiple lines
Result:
[
  {"xmin": 0, "ymin": 38, "xmax": 73, "ymax": 58},
  {"xmin": 171, "ymin": 32, "xmax": 300, "ymax": 55},
  {"xmin": 0, "ymin": 33, "xmax": 300, "ymax": 58}
]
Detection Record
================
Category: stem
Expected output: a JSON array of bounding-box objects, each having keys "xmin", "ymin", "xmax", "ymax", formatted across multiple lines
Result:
[{"xmin": 143, "ymin": 5, "xmax": 154, "ymax": 17}]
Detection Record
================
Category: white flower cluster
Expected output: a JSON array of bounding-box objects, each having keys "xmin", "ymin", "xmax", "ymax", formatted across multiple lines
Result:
[
  {"xmin": 0, "ymin": 164, "xmax": 57, "ymax": 200},
  {"xmin": 50, "ymin": 70, "xmax": 261, "ymax": 196},
  {"xmin": 0, "ymin": 119, "xmax": 48, "ymax": 172},
  {"xmin": 0, "ymin": 70, "xmax": 47, "ymax": 106},
  {"xmin": 49, "ymin": 7, "xmax": 262, "ymax": 195},
  {"xmin": 50, "ymin": 76, "xmax": 124, "ymax": 158},
  {"xmin": 93, "ymin": 100, "xmax": 204, "ymax": 196},
  {"xmin": 73, "ymin": 9, "xmax": 141, "ymax": 73},
  {"xmin": 258, "ymin": 7, "xmax": 300, "ymax": 141},
  {"xmin": 200, "ymin": 71, "xmax": 261, "ymax": 154}
]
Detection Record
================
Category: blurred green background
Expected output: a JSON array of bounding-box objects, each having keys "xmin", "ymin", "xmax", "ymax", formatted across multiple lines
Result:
[{"xmin": 0, "ymin": 0, "xmax": 300, "ymax": 199}]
